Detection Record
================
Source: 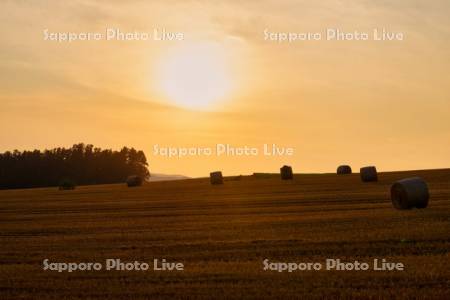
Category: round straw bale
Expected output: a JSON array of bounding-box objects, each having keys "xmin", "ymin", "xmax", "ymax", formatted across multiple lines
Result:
[
  {"xmin": 59, "ymin": 178, "xmax": 76, "ymax": 190},
  {"xmin": 280, "ymin": 165, "xmax": 293, "ymax": 180},
  {"xmin": 126, "ymin": 175, "xmax": 143, "ymax": 187},
  {"xmin": 360, "ymin": 166, "xmax": 378, "ymax": 182},
  {"xmin": 337, "ymin": 165, "xmax": 352, "ymax": 175},
  {"xmin": 210, "ymin": 171, "xmax": 223, "ymax": 185},
  {"xmin": 391, "ymin": 177, "xmax": 429, "ymax": 209}
]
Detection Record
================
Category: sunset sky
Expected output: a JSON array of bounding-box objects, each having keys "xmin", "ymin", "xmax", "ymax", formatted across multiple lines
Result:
[{"xmin": 1, "ymin": 0, "xmax": 449, "ymax": 177}]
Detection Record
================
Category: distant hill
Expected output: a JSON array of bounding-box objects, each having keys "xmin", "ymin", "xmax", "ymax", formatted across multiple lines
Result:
[{"xmin": 148, "ymin": 173, "xmax": 189, "ymax": 182}]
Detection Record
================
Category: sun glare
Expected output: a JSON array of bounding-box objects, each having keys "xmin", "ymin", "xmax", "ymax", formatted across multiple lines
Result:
[{"xmin": 158, "ymin": 43, "xmax": 233, "ymax": 110}]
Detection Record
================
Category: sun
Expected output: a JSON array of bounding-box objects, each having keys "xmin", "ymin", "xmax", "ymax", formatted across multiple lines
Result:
[{"xmin": 158, "ymin": 43, "xmax": 233, "ymax": 110}]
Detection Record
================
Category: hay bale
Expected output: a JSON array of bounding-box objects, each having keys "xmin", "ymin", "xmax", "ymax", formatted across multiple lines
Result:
[
  {"xmin": 360, "ymin": 166, "xmax": 378, "ymax": 182},
  {"xmin": 210, "ymin": 171, "xmax": 223, "ymax": 185},
  {"xmin": 58, "ymin": 178, "xmax": 76, "ymax": 190},
  {"xmin": 391, "ymin": 177, "xmax": 429, "ymax": 209},
  {"xmin": 337, "ymin": 165, "xmax": 352, "ymax": 175},
  {"xmin": 126, "ymin": 175, "xmax": 143, "ymax": 187},
  {"xmin": 280, "ymin": 165, "xmax": 293, "ymax": 180}
]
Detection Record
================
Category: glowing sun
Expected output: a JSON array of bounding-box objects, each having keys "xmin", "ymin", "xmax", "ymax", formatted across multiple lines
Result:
[{"xmin": 158, "ymin": 43, "xmax": 233, "ymax": 110}]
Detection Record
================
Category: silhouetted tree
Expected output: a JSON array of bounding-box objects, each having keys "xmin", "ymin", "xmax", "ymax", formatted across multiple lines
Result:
[{"xmin": 0, "ymin": 143, "xmax": 150, "ymax": 189}]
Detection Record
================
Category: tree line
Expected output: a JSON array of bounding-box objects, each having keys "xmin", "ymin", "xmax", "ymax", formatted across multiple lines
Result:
[{"xmin": 0, "ymin": 143, "xmax": 150, "ymax": 189}]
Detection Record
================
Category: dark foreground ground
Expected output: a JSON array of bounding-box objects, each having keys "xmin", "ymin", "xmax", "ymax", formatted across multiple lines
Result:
[{"xmin": 0, "ymin": 169, "xmax": 449, "ymax": 299}]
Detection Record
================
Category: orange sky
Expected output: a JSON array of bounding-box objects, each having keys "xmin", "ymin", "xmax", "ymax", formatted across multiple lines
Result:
[{"xmin": 1, "ymin": 1, "xmax": 449, "ymax": 177}]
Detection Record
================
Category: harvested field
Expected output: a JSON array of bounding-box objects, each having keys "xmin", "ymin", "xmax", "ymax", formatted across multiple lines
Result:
[{"xmin": 0, "ymin": 169, "xmax": 449, "ymax": 299}]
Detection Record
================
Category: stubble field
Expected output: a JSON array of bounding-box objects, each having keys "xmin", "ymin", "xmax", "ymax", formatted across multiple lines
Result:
[{"xmin": 0, "ymin": 169, "xmax": 449, "ymax": 299}]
